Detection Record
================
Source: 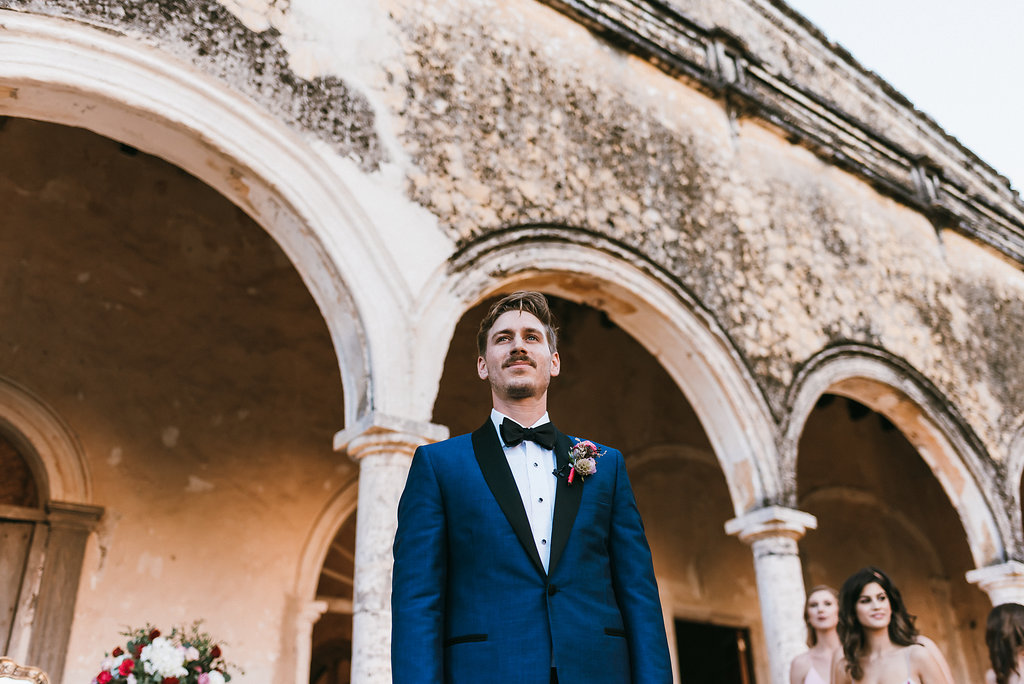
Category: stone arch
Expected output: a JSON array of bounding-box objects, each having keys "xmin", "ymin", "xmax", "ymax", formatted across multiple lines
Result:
[
  {"xmin": 781, "ymin": 343, "xmax": 1006, "ymax": 568},
  {"xmin": 291, "ymin": 479, "xmax": 360, "ymax": 684},
  {"xmin": 0, "ymin": 10, "xmax": 402, "ymax": 427},
  {"xmin": 413, "ymin": 225, "xmax": 778, "ymax": 514},
  {"xmin": 800, "ymin": 485, "xmax": 946, "ymax": 576},
  {"xmin": 295, "ymin": 479, "xmax": 360, "ymax": 602},
  {"xmin": 0, "ymin": 376, "xmax": 90, "ymax": 504},
  {"xmin": 1006, "ymin": 422, "xmax": 1024, "ymax": 561}
]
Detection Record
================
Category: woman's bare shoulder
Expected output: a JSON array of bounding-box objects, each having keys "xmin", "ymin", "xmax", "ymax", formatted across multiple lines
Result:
[{"xmin": 790, "ymin": 650, "xmax": 812, "ymax": 683}]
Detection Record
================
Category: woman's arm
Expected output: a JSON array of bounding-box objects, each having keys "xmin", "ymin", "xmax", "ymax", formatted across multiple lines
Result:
[
  {"xmin": 917, "ymin": 636, "xmax": 954, "ymax": 684},
  {"xmin": 829, "ymin": 649, "xmax": 850, "ymax": 684},
  {"xmin": 790, "ymin": 651, "xmax": 810, "ymax": 684},
  {"xmin": 911, "ymin": 642, "xmax": 954, "ymax": 684}
]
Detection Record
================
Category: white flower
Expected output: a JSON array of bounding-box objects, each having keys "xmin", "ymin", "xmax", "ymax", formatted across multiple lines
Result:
[
  {"xmin": 574, "ymin": 456, "xmax": 597, "ymax": 476},
  {"xmin": 126, "ymin": 675, "xmax": 137, "ymax": 684},
  {"xmin": 185, "ymin": 646, "xmax": 200, "ymax": 662},
  {"xmin": 100, "ymin": 657, "xmax": 115, "ymax": 672},
  {"xmin": 207, "ymin": 670, "xmax": 226, "ymax": 684},
  {"xmin": 140, "ymin": 637, "xmax": 188, "ymax": 678}
]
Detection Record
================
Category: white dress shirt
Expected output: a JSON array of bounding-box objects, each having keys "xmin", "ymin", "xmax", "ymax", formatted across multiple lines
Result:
[{"xmin": 490, "ymin": 409, "xmax": 557, "ymax": 572}]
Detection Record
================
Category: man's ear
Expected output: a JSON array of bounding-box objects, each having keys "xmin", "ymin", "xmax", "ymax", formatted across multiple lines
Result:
[
  {"xmin": 477, "ymin": 355, "xmax": 488, "ymax": 380},
  {"xmin": 550, "ymin": 351, "xmax": 560, "ymax": 377}
]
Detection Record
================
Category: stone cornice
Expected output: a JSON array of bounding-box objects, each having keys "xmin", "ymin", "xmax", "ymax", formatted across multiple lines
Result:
[{"xmin": 536, "ymin": 0, "xmax": 1024, "ymax": 264}]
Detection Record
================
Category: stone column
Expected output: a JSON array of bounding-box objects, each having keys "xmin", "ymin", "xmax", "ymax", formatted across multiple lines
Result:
[
  {"xmin": 336, "ymin": 415, "xmax": 449, "ymax": 684},
  {"xmin": 725, "ymin": 506, "xmax": 817, "ymax": 684},
  {"xmin": 966, "ymin": 561, "xmax": 1024, "ymax": 606},
  {"xmin": 293, "ymin": 599, "xmax": 328, "ymax": 684}
]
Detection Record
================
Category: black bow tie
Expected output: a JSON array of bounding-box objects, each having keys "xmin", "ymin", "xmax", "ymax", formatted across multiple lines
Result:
[{"xmin": 500, "ymin": 418, "xmax": 557, "ymax": 450}]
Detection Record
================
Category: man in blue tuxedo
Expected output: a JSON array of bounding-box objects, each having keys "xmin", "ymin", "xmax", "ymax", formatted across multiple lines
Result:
[{"xmin": 392, "ymin": 291, "xmax": 672, "ymax": 684}]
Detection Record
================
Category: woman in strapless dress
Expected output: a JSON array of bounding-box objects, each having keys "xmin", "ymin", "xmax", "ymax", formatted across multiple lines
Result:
[
  {"xmin": 986, "ymin": 602, "xmax": 1024, "ymax": 684},
  {"xmin": 790, "ymin": 585, "xmax": 841, "ymax": 684},
  {"xmin": 830, "ymin": 567, "xmax": 952, "ymax": 684}
]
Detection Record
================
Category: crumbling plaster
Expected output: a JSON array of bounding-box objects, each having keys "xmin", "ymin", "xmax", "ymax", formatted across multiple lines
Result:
[
  {"xmin": 5, "ymin": 0, "xmax": 1023, "ymax": 461},
  {"xmin": 0, "ymin": 0, "xmax": 386, "ymax": 171},
  {"xmin": 671, "ymin": 0, "xmax": 1017, "ymax": 206},
  {"xmin": 383, "ymin": 0, "xmax": 1024, "ymax": 460}
]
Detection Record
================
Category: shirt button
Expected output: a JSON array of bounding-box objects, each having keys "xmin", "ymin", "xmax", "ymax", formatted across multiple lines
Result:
[
  {"xmin": 538, "ymin": 497, "xmax": 543, "ymax": 502},
  {"xmin": 533, "ymin": 462, "xmax": 538, "ymax": 467},
  {"xmin": 541, "ymin": 539, "xmax": 547, "ymax": 545}
]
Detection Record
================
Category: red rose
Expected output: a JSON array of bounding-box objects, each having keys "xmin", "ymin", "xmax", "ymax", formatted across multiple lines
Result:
[
  {"xmin": 149, "ymin": 629, "xmax": 161, "ymax": 640},
  {"xmin": 97, "ymin": 672, "xmax": 112, "ymax": 684},
  {"xmin": 210, "ymin": 646, "xmax": 221, "ymax": 659},
  {"xmin": 133, "ymin": 644, "xmax": 144, "ymax": 658},
  {"xmin": 119, "ymin": 659, "xmax": 134, "ymax": 676},
  {"xmin": 112, "ymin": 647, "xmax": 124, "ymax": 657},
  {"xmin": 162, "ymin": 678, "xmax": 179, "ymax": 684}
]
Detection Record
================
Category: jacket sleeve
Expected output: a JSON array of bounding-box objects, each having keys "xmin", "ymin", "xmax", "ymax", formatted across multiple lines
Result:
[
  {"xmin": 392, "ymin": 446, "xmax": 447, "ymax": 684},
  {"xmin": 606, "ymin": 449, "xmax": 674, "ymax": 684}
]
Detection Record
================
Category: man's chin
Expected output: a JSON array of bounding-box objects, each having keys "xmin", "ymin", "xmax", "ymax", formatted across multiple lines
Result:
[{"xmin": 504, "ymin": 384, "xmax": 539, "ymax": 400}]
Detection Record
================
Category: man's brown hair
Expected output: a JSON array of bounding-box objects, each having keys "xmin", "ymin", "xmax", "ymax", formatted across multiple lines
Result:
[{"xmin": 476, "ymin": 291, "xmax": 558, "ymax": 356}]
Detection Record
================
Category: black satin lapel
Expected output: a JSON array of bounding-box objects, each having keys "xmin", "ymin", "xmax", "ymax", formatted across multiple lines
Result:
[
  {"xmin": 549, "ymin": 430, "xmax": 583, "ymax": 574},
  {"xmin": 471, "ymin": 421, "xmax": 545, "ymax": 576}
]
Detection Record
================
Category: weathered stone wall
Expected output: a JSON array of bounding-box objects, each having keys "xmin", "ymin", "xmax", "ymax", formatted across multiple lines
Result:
[
  {"xmin": 5, "ymin": 0, "xmax": 1022, "ymax": 460},
  {"xmin": 380, "ymin": 0, "xmax": 1024, "ymax": 458}
]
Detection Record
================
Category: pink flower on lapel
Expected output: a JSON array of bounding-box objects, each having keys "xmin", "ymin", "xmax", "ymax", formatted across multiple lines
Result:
[{"xmin": 567, "ymin": 439, "xmax": 603, "ymax": 484}]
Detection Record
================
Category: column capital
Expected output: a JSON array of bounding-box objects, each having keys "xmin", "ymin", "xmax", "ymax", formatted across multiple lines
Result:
[
  {"xmin": 46, "ymin": 501, "xmax": 104, "ymax": 531},
  {"xmin": 334, "ymin": 412, "xmax": 449, "ymax": 460},
  {"xmin": 966, "ymin": 561, "xmax": 1024, "ymax": 606},
  {"xmin": 297, "ymin": 599, "xmax": 329, "ymax": 627},
  {"xmin": 724, "ymin": 505, "xmax": 817, "ymax": 545}
]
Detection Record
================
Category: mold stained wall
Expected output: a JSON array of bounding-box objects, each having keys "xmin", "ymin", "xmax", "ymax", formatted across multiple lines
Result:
[{"xmin": 378, "ymin": 0, "xmax": 1024, "ymax": 458}]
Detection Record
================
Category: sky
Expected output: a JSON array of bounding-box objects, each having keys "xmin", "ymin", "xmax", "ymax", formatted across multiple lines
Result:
[{"xmin": 783, "ymin": 0, "xmax": 1024, "ymax": 194}]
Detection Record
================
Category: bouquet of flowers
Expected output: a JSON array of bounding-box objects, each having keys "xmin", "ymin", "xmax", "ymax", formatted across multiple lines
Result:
[{"xmin": 91, "ymin": 622, "xmax": 236, "ymax": 684}]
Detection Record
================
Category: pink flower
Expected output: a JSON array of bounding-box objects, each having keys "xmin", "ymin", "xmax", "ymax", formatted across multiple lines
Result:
[{"xmin": 198, "ymin": 674, "xmax": 210, "ymax": 684}]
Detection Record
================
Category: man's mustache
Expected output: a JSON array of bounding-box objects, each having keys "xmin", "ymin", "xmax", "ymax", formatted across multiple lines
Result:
[{"xmin": 503, "ymin": 353, "xmax": 536, "ymax": 368}]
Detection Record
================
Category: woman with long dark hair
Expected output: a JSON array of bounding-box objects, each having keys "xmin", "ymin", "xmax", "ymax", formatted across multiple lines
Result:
[
  {"xmin": 791, "ymin": 585, "xmax": 841, "ymax": 684},
  {"xmin": 831, "ymin": 567, "xmax": 951, "ymax": 684},
  {"xmin": 986, "ymin": 602, "xmax": 1024, "ymax": 684}
]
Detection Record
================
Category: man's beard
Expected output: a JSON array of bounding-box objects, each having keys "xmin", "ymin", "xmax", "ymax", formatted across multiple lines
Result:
[{"xmin": 503, "ymin": 381, "xmax": 537, "ymax": 400}]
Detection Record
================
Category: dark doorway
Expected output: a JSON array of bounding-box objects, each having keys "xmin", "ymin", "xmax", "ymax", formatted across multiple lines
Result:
[{"xmin": 675, "ymin": 618, "xmax": 756, "ymax": 684}]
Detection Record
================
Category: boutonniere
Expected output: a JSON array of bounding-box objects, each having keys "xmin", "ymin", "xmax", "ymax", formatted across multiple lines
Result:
[{"xmin": 554, "ymin": 439, "xmax": 604, "ymax": 485}]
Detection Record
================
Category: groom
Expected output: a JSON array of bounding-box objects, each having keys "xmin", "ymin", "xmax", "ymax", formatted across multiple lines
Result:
[{"xmin": 392, "ymin": 291, "xmax": 672, "ymax": 684}]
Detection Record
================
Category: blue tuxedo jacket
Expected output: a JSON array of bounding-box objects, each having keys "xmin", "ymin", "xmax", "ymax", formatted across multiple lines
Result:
[{"xmin": 392, "ymin": 420, "xmax": 672, "ymax": 684}]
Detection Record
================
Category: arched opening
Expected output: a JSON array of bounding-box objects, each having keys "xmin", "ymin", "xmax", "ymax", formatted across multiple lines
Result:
[
  {"xmin": 1, "ymin": 116, "xmax": 347, "ymax": 681},
  {"xmin": 0, "ymin": 412, "xmax": 100, "ymax": 680},
  {"xmin": 309, "ymin": 512, "xmax": 356, "ymax": 684},
  {"xmin": 432, "ymin": 294, "xmax": 767, "ymax": 683},
  {"xmin": 1, "ymin": 430, "xmax": 42, "ymax": 651},
  {"xmin": 796, "ymin": 393, "xmax": 990, "ymax": 681}
]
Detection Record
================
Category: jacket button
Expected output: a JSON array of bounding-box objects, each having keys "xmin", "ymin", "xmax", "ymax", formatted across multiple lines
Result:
[{"xmin": 547, "ymin": 584, "xmax": 558, "ymax": 596}]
